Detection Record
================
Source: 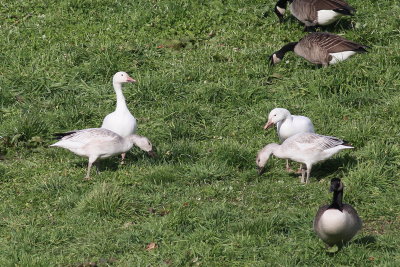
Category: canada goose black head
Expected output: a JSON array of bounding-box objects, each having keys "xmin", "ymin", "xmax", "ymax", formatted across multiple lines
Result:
[
  {"xmin": 274, "ymin": 0, "xmax": 289, "ymax": 22},
  {"xmin": 269, "ymin": 42, "xmax": 298, "ymax": 66},
  {"xmin": 330, "ymin": 178, "xmax": 344, "ymax": 193}
]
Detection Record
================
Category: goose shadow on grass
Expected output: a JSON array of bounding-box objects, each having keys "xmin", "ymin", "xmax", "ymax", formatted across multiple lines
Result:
[
  {"xmin": 329, "ymin": 235, "xmax": 377, "ymax": 255},
  {"xmin": 72, "ymin": 151, "xmax": 157, "ymax": 173},
  {"xmin": 288, "ymin": 154, "xmax": 357, "ymax": 181}
]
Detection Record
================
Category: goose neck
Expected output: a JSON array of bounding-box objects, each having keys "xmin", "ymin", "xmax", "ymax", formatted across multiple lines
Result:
[
  {"xmin": 113, "ymin": 82, "xmax": 128, "ymax": 111},
  {"xmin": 278, "ymin": 42, "xmax": 298, "ymax": 58},
  {"xmin": 331, "ymin": 190, "xmax": 344, "ymax": 211}
]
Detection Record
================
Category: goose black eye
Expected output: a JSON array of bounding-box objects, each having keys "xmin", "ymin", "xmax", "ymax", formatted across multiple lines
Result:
[
  {"xmin": 274, "ymin": 114, "xmax": 277, "ymax": 116},
  {"xmin": 121, "ymin": 74, "xmax": 124, "ymax": 76}
]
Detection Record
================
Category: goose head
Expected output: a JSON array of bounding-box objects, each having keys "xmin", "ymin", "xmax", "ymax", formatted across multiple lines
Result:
[
  {"xmin": 274, "ymin": 0, "xmax": 288, "ymax": 22},
  {"xmin": 269, "ymin": 52, "xmax": 283, "ymax": 66},
  {"xmin": 269, "ymin": 42, "xmax": 297, "ymax": 66},
  {"xmin": 264, "ymin": 108, "xmax": 291, "ymax": 130},
  {"xmin": 113, "ymin": 71, "xmax": 137, "ymax": 85},
  {"xmin": 256, "ymin": 144, "xmax": 278, "ymax": 175},
  {"xmin": 330, "ymin": 178, "xmax": 344, "ymax": 193},
  {"xmin": 129, "ymin": 135, "xmax": 157, "ymax": 157}
]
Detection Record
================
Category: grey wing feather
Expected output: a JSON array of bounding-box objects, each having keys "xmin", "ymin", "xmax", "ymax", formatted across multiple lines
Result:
[
  {"xmin": 292, "ymin": 133, "xmax": 350, "ymax": 150},
  {"xmin": 58, "ymin": 128, "xmax": 120, "ymax": 143},
  {"xmin": 304, "ymin": 33, "xmax": 367, "ymax": 53}
]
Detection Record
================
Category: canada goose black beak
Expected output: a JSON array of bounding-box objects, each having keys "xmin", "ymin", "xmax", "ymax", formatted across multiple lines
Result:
[
  {"xmin": 147, "ymin": 150, "xmax": 157, "ymax": 158},
  {"xmin": 258, "ymin": 166, "xmax": 266, "ymax": 176}
]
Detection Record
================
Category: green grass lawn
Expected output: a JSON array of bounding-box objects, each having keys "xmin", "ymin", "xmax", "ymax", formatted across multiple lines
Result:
[{"xmin": 1, "ymin": 0, "xmax": 400, "ymax": 265}]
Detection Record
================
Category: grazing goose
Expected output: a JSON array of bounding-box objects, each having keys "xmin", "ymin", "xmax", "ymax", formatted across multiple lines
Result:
[
  {"xmin": 264, "ymin": 108, "xmax": 315, "ymax": 172},
  {"xmin": 256, "ymin": 133, "xmax": 353, "ymax": 183},
  {"xmin": 50, "ymin": 128, "xmax": 155, "ymax": 180},
  {"xmin": 269, "ymin": 32, "xmax": 368, "ymax": 67},
  {"xmin": 274, "ymin": 0, "xmax": 355, "ymax": 32},
  {"xmin": 314, "ymin": 178, "xmax": 362, "ymax": 248},
  {"xmin": 101, "ymin": 71, "xmax": 137, "ymax": 164}
]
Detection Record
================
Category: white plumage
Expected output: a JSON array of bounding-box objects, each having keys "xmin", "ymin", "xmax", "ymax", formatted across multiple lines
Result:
[
  {"xmin": 50, "ymin": 128, "xmax": 154, "ymax": 179},
  {"xmin": 256, "ymin": 133, "xmax": 353, "ymax": 183},
  {"xmin": 101, "ymin": 71, "xmax": 137, "ymax": 163},
  {"xmin": 329, "ymin": 51, "xmax": 357, "ymax": 64},
  {"xmin": 264, "ymin": 108, "xmax": 315, "ymax": 171},
  {"xmin": 316, "ymin": 10, "xmax": 344, "ymax": 25}
]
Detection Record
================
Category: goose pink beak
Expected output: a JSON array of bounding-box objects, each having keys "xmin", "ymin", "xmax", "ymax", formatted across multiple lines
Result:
[
  {"xmin": 126, "ymin": 76, "xmax": 137, "ymax": 83},
  {"xmin": 263, "ymin": 120, "xmax": 274, "ymax": 130}
]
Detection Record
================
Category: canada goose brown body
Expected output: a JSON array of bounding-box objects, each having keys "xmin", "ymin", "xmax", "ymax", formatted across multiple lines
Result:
[
  {"xmin": 274, "ymin": 0, "xmax": 355, "ymax": 31},
  {"xmin": 269, "ymin": 32, "xmax": 368, "ymax": 67},
  {"xmin": 314, "ymin": 178, "xmax": 362, "ymax": 247}
]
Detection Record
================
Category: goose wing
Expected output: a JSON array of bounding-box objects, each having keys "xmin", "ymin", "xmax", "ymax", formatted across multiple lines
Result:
[
  {"xmin": 53, "ymin": 128, "xmax": 120, "ymax": 147},
  {"xmin": 314, "ymin": 0, "xmax": 355, "ymax": 14},
  {"xmin": 292, "ymin": 133, "xmax": 350, "ymax": 151},
  {"xmin": 306, "ymin": 32, "xmax": 367, "ymax": 53}
]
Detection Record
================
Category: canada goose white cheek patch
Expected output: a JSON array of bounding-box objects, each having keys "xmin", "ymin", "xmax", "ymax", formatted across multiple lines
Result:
[
  {"xmin": 317, "ymin": 10, "xmax": 342, "ymax": 25},
  {"xmin": 329, "ymin": 51, "xmax": 356, "ymax": 64},
  {"xmin": 273, "ymin": 54, "xmax": 282, "ymax": 64},
  {"xmin": 277, "ymin": 6, "xmax": 286, "ymax": 15}
]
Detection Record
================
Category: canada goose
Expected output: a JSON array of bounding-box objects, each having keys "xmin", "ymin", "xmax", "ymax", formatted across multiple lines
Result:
[
  {"xmin": 269, "ymin": 32, "xmax": 368, "ymax": 67},
  {"xmin": 264, "ymin": 108, "xmax": 315, "ymax": 172},
  {"xmin": 314, "ymin": 178, "xmax": 362, "ymax": 248},
  {"xmin": 256, "ymin": 133, "xmax": 353, "ymax": 183},
  {"xmin": 274, "ymin": 0, "xmax": 355, "ymax": 32},
  {"xmin": 101, "ymin": 71, "xmax": 137, "ymax": 164},
  {"xmin": 51, "ymin": 128, "xmax": 156, "ymax": 179}
]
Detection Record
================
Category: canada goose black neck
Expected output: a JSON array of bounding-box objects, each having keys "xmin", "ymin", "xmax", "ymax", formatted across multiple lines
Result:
[
  {"xmin": 329, "ymin": 178, "xmax": 344, "ymax": 211},
  {"xmin": 277, "ymin": 42, "xmax": 298, "ymax": 58}
]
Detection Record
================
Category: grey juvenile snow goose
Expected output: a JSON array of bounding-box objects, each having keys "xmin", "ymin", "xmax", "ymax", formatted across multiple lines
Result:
[
  {"xmin": 264, "ymin": 108, "xmax": 315, "ymax": 172},
  {"xmin": 274, "ymin": 0, "xmax": 355, "ymax": 32},
  {"xmin": 314, "ymin": 178, "xmax": 362, "ymax": 248},
  {"xmin": 269, "ymin": 32, "xmax": 368, "ymax": 67},
  {"xmin": 256, "ymin": 133, "xmax": 353, "ymax": 183},
  {"xmin": 51, "ymin": 128, "xmax": 156, "ymax": 179}
]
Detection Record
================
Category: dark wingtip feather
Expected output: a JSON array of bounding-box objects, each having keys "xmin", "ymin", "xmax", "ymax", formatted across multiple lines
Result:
[
  {"xmin": 333, "ymin": 8, "xmax": 353, "ymax": 16},
  {"xmin": 53, "ymin": 131, "xmax": 77, "ymax": 140},
  {"xmin": 342, "ymin": 140, "xmax": 354, "ymax": 147}
]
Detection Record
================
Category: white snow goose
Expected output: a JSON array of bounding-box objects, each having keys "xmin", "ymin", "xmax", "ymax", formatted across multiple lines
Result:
[
  {"xmin": 256, "ymin": 132, "xmax": 353, "ymax": 183},
  {"xmin": 50, "ymin": 128, "xmax": 155, "ymax": 180},
  {"xmin": 264, "ymin": 108, "xmax": 315, "ymax": 172},
  {"xmin": 101, "ymin": 71, "xmax": 137, "ymax": 164}
]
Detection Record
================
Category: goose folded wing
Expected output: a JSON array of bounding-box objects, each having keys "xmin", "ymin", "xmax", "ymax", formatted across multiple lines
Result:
[
  {"xmin": 314, "ymin": 0, "xmax": 355, "ymax": 14},
  {"xmin": 58, "ymin": 128, "xmax": 119, "ymax": 145},
  {"xmin": 315, "ymin": 33, "xmax": 367, "ymax": 53},
  {"xmin": 293, "ymin": 133, "xmax": 348, "ymax": 150}
]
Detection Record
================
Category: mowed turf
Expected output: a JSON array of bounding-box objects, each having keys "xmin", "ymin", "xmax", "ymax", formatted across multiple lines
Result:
[{"xmin": 1, "ymin": 0, "xmax": 400, "ymax": 265}]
